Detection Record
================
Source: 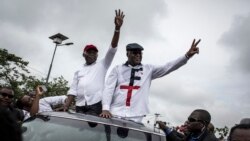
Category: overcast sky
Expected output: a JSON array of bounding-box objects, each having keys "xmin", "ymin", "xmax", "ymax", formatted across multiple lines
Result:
[{"xmin": 1, "ymin": 0, "xmax": 250, "ymax": 129}]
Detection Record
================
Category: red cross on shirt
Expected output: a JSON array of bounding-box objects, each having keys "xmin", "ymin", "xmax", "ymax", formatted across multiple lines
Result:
[{"xmin": 120, "ymin": 85, "xmax": 140, "ymax": 106}]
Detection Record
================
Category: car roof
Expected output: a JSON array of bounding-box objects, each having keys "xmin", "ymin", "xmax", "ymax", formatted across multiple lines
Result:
[{"xmin": 37, "ymin": 111, "xmax": 165, "ymax": 136}]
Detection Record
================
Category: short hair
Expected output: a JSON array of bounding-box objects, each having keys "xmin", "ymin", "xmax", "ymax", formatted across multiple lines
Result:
[
  {"xmin": 0, "ymin": 87, "xmax": 14, "ymax": 95},
  {"xmin": 193, "ymin": 109, "xmax": 211, "ymax": 125},
  {"xmin": 228, "ymin": 124, "xmax": 250, "ymax": 141}
]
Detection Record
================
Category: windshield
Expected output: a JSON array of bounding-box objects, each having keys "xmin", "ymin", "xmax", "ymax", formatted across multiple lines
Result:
[{"xmin": 22, "ymin": 115, "xmax": 165, "ymax": 141}]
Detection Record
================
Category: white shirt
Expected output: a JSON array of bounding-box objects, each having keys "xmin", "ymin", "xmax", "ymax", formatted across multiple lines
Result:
[
  {"xmin": 39, "ymin": 95, "xmax": 67, "ymax": 112},
  {"xmin": 102, "ymin": 55, "xmax": 189, "ymax": 119},
  {"xmin": 23, "ymin": 95, "xmax": 67, "ymax": 120},
  {"xmin": 68, "ymin": 46, "xmax": 117, "ymax": 106}
]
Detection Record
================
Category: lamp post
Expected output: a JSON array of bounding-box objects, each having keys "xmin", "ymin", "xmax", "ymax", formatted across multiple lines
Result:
[{"xmin": 45, "ymin": 33, "xmax": 73, "ymax": 84}]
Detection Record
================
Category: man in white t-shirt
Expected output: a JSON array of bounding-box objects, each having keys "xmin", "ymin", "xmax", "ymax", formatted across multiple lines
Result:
[
  {"xmin": 64, "ymin": 9, "xmax": 125, "ymax": 115},
  {"xmin": 100, "ymin": 39, "xmax": 201, "ymax": 122},
  {"xmin": 16, "ymin": 86, "xmax": 67, "ymax": 120}
]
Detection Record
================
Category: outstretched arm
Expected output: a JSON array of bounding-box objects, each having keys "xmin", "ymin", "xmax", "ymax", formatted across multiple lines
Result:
[
  {"xmin": 157, "ymin": 121, "xmax": 185, "ymax": 141},
  {"xmin": 111, "ymin": 9, "xmax": 125, "ymax": 48},
  {"xmin": 185, "ymin": 39, "xmax": 201, "ymax": 58},
  {"xmin": 151, "ymin": 39, "xmax": 201, "ymax": 79}
]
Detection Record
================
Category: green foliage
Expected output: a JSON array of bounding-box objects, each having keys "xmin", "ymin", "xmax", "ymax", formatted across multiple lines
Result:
[
  {"xmin": 0, "ymin": 48, "xmax": 69, "ymax": 99},
  {"xmin": 45, "ymin": 76, "xmax": 69, "ymax": 97},
  {"xmin": 215, "ymin": 126, "xmax": 229, "ymax": 140}
]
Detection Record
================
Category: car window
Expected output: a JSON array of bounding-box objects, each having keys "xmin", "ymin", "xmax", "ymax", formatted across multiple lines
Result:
[{"xmin": 22, "ymin": 116, "xmax": 165, "ymax": 141}]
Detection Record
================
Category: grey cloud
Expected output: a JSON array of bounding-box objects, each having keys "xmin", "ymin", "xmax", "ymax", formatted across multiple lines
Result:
[
  {"xmin": 0, "ymin": 0, "xmax": 167, "ymax": 38},
  {"xmin": 151, "ymin": 81, "xmax": 215, "ymax": 106},
  {"xmin": 219, "ymin": 13, "xmax": 250, "ymax": 73},
  {"xmin": 0, "ymin": 0, "xmax": 167, "ymax": 76}
]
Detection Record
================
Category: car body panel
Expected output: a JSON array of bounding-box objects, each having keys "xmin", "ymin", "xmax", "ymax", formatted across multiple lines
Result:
[{"xmin": 22, "ymin": 111, "xmax": 166, "ymax": 141}]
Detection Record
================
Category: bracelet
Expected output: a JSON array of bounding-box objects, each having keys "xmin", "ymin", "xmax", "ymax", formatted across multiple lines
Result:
[{"xmin": 115, "ymin": 30, "xmax": 120, "ymax": 32}]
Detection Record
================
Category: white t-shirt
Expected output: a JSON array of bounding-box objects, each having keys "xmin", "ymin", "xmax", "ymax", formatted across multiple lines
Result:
[
  {"xmin": 67, "ymin": 46, "xmax": 117, "ymax": 106},
  {"xmin": 102, "ymin": 55, "xmax": 189, "ymax": 121}
]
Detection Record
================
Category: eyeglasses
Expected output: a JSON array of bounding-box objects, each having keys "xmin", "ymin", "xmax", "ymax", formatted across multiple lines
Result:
[
  {"xmin": 0, "ymin": 92, "xmax": 14, "ymax": 99},
  {"xmin": 188, "ymin": 117, "xmax": 205, "ymax": 123}
]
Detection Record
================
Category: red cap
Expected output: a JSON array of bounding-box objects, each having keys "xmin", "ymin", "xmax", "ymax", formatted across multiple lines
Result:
[{"xmin": 83, "ymin": 44, "xmax": 98, "ymax": 52}]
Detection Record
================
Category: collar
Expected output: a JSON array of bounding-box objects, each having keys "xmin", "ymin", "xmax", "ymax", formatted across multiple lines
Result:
[
  {"xmin": 190, "ymin": 129, "xmax": 207, "ymax": 141},
  {"xmin": 123, "ymin": 61, "xmax": 142, "ymax": 67},
  {"xmin": 84, "ymin": 62, "xmax": 96, "ymax": 66}
]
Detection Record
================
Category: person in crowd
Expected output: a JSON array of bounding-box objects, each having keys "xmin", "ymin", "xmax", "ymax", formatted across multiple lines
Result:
[
  {"xmin": 157, "ymin": 109, "xmax": 218, "ymax": 141},
  {"xmin": 64, "ymin": 9, "xmax": 125, "ymax": 115},
  {"xmin": 16, "ymin": 85, "xmax": 67, "ymax": 120},
  {"xmin": 0, "ymin": 107, "xmax": 22, "ymax": 141},
  {"xmin": 228, "ymin": 124, "xmax": 250, "ymax": 141},
  {"xmin": 207, "ymin": 123, "xmax": 215, "ymax": 133},
  {"xmin": 100, "ymin": 39, "xmax": 201, "ymax": 122},
  {"xmin": 0, "ymin": 87, "xmax": 24, "ymax": 122}
]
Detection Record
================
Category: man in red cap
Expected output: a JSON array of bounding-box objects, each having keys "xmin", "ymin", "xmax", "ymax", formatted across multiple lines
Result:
[{"xmin": 64, "ymin": 9, "xmax": 125, "ymax": 115}]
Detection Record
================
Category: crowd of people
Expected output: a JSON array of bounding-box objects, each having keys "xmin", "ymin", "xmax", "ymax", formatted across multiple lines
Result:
[{"xmin": 1, "ymin": 9, "xmax": 249, "ymax": 141}]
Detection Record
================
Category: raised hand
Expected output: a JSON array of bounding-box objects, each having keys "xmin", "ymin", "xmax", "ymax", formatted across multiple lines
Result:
[
  {"xmin": 186, "ymin": 39, "xmax": 201, "ymax": 58},
  {"xmin": 114, "ymin": 9, "xmax": 125, "ymax": 28},
  {"xmin": 156, "ymin": 121, "xmax": 168, "ymax": 130},
  {"xmin": 36, "ymin": 85, "xmax": 45, "ymax": 96}
]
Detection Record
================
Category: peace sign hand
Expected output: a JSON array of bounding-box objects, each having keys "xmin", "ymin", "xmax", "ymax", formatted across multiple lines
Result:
[{"xmin": 186, "ymin": 39, "xmax": 201, "ymax": 58}]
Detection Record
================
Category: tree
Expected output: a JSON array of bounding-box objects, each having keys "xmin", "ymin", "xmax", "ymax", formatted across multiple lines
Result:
[
  {"xmin": 0, "ymin": 48, "xmax": 69, "ymax": 99},
  {"xmin": 23, "ymin": 76, "xmax": 69, "ymax": 97},
  {"xmin": 0, "ymin": 48, "xmax": 30, "ymax": 98},
  {"xmin": 215, "ymin": 126, "xmax": 229, "ymax": 140}
]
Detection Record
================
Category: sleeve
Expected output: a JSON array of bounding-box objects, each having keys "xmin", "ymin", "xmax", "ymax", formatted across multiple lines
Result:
[
  {"xmin": 151, "ymin": 55, "xmax": 189, "ymax": 79},
  {"xmin": 67, "ymin": 71, "xmax": 79, "ymax": 96},
  {"xmin": 102, "ymin": 66, "xmax": 118, "ymax": 111},
  {"xmin": 40, "ymin": 95, "xmax": 67, "ymax": 106},
  {"xmin": 102, "ymin": 46, "xmax": 117, "ymax": 69},
  {"xmin": 23, "ymin": 110, "xmax": 31, "ymax": 120},
  {"xmin": 39, "ymin": 95, "xmax": 67, "ymax": 112}
]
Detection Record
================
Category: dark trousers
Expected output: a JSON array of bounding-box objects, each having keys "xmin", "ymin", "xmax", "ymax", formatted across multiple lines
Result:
[{"xmin": 76, "ymin": 101, "xmax": 102, "ymax": 116}]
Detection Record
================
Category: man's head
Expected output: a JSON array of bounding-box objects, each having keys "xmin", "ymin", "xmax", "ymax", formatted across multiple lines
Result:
[
  {"xmin": 0, "ymin": 87, "xmax": 14, "ymax": 107},
  {"xmin": 207, "ymin": 123, "xmax": 215, "ymax": 133},
  {"xmin": 126, "ymin": 43, "xmax": 144, "ymax": 66},
  {"xmin": 83, "ymin": 44, "xmax": 98, "ymax": 65},
  {"xmin": 16, "ymin": 95, "xmax": 34, "ymax": 111},
  {"xmin": 228, "ymin": 124, "xmax": 250, "ymax": 141},
  {"xmin": 186, "ymin": 109, "xmax": 211, "ymax": 133}
]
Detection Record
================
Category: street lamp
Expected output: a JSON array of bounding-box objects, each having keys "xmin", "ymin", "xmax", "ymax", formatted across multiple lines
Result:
[{"xmin": 46, "ymin": 33, "xmax": 73, "ymax": 84}]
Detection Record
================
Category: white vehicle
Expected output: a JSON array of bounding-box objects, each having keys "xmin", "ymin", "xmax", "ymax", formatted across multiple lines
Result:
[{"xmin": 22, "ymin": 112, "xmax": 166, "ymax": 141}]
